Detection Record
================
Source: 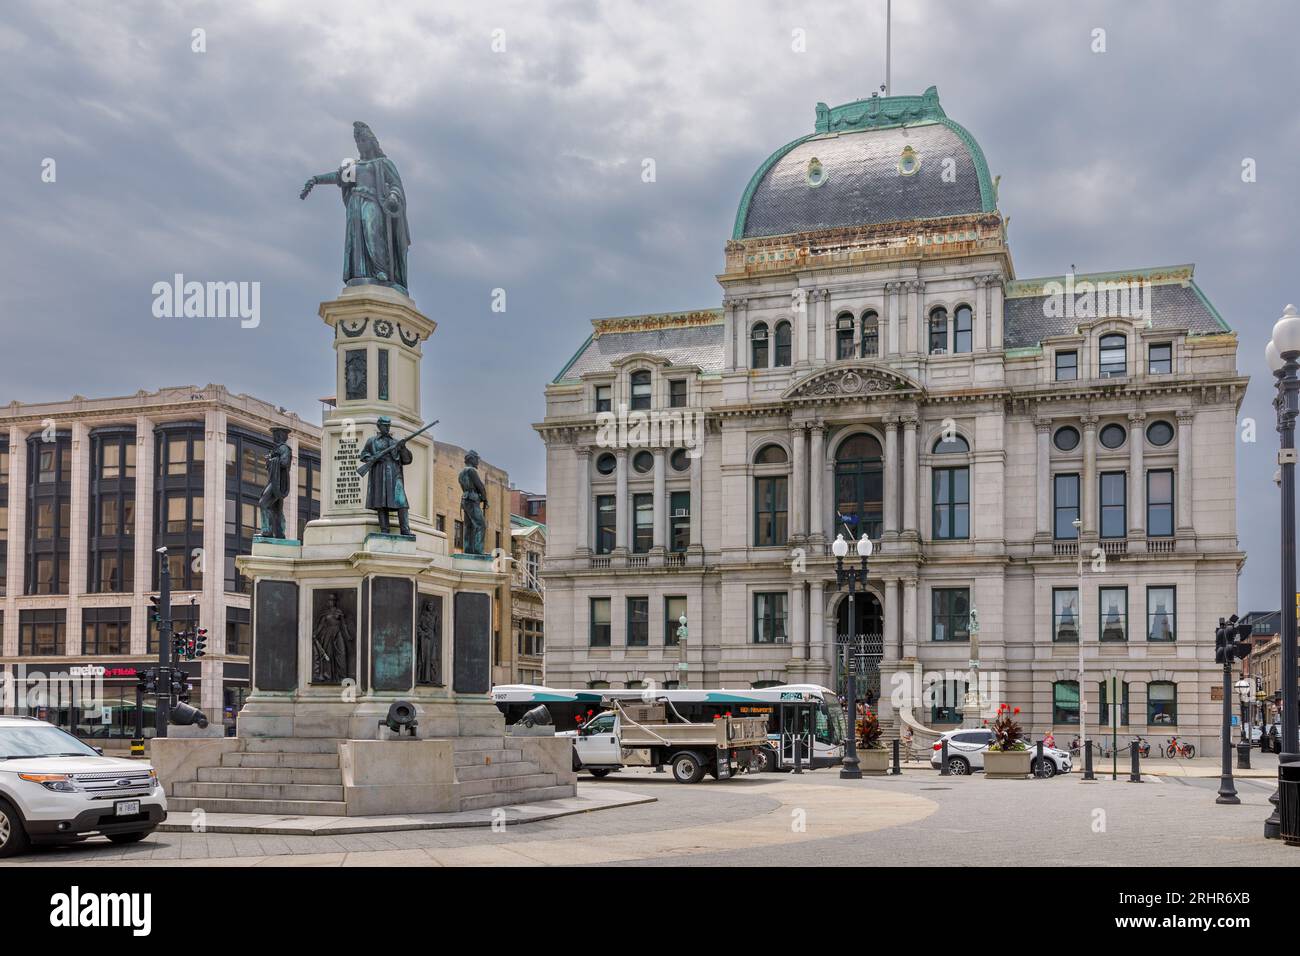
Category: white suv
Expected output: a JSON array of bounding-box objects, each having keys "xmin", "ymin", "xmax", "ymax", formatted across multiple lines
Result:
[
  {"xmin": 928, "ymin": 728, "xmax": 1073, "ymax": 776},
  {"xmin": 0, "ymin": 717, "xmax": 166, "ymax": 857}
]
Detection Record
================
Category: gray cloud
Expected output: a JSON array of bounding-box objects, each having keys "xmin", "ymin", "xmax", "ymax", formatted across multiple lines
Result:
[{"xmin": 2, "ymin": 0, "xmax": 1296, "ymax": 610}]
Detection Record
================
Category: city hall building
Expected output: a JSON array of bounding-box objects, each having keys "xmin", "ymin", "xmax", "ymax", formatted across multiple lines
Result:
[{"xmin": 536, "ymin": 87, "xmax": 1246, "ymax": 747}]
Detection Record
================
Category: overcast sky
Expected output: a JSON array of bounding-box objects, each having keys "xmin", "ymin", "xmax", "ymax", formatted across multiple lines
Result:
[{"xmin": 3, "ymin": 0, "xmax": 1297, "ymax": 610}]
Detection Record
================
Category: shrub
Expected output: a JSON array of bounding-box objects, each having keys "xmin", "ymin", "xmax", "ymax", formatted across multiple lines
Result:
[
  {"xmin": 987, "ymin": 703, "xmax": 1026, "ymax": 752},
  {"xmin": 857, "ymin": 708, "xmax": 883, "ymax": 750}
]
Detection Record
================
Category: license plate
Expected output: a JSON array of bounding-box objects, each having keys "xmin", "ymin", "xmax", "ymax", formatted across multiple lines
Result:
[{"xmin": 114, "ymin": 800, "xmax": 141, "ymax": 817}]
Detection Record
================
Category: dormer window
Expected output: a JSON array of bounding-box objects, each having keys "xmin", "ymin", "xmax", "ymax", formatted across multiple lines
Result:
[
  {"xmin": 751, "ymin": 323, "xmax": 769, "ymax": 369},
  {"xmin": 1099, "ymin": 334, "xmax": 1127, "ymax": 377},
  {"xmin": 629, "ymin": 370, "xmax": 652, "ymax": 410},
  {"xmin": 774, "ymin": 321, "xmax": 792, "ymax": 367},
  {"xmin": 929, "ymin": 307, "xmax": 949, "ymax": 354},
  {"xmin": 861, "ymin": 311, "xmax": 879, "ymax": 358},
  {"xmin": 836, "ymin": 313, "xmax": 854, "ymax": 359}
]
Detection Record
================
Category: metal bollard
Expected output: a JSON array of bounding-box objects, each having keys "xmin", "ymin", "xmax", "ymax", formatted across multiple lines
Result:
[
  {"xmin": 892, "ymin": 738, "xmax": 901, "ymax": 775},
  {"xmin": 1035, "ymin": 740, "xmax": 1045, "ymax": 778},
  {"xmin": 1237, "ymin": 740, "xmax": 1252, "ymax": 771},
  {"xmin": 1129, "ymin": 740, "xmax": 1142, "ymax": 782},
  {"xmin": 940, "ymin": 737, "xmax": 950, "ymax": 776},
  {"xmin": 793, "ymin": 733, "xmax": 802, "ymax": 775},
  {"xmin": 1083, "ymin": 741, "xmax": 1095, "ymax": 780}
]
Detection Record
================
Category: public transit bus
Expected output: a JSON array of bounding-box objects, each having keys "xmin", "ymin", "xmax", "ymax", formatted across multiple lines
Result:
[{"xmin": 491, "ymin": 684, "xmax": 847, "ymax": 771}]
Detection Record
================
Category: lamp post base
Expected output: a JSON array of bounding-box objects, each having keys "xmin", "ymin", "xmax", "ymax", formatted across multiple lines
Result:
[{"xmin": 839, "ymin": 762, "xmax": 863, "ymax": 780}]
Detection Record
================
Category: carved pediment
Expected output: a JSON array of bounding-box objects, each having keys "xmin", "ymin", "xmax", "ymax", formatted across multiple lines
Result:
[{"xmin": 783, "ymin": 363, "xmax": 920, "ymax": 401}]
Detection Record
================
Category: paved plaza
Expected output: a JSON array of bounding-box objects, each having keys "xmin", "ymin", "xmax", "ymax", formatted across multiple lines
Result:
[{"xmin": 3, "ymin": 761, "xmax": 1296, "ymax": 867}]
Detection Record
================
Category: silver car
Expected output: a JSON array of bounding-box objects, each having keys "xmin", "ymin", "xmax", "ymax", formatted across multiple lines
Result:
[{"xmin": 928, "ymin": 728, "xmax": 1072, "ymax": 777}]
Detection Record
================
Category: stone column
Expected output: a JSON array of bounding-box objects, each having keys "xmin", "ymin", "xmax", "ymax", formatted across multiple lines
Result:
[
  {"xmin": 722, "ymin": 299, "xmax": 736, "ymax": 372},
  {"xmin": 973, "ymin": 276, "xmax": 988, "ymax": 352},
  {"xmin": 737, "ymin": 298, "xmax": 750, "ymax": 369},
  {"xmin": 902, "ymin": 416, "xmax": 918, "ymax": 537},
  {"xmin": 652, "ymin": 448, "xmax": 666, "ymax": 554},
  {"xmin": 576, "ymin": 448, "xmax": 591, "ymax": 554},
  {"xmin": 989, "ymin": 277, "xmax": 1004, "ymax": 350},
  {"xmin": 1082, "ymin": 415, "xmax": 1098, "ymax": 536},
  {"xmin": 688, "ymin": 443, "xmax": 703, "ymax": 552},
  {"xmin": 4, "ymin": 428, "xmax": 25, "ymax": 656},
  {"xmin": 201, "ymin": 410, "xmax": 225, "ymax": 646},
  {"xmin": 66, "ymin": 423, "xmax": 89, "ymax": 654},
  {"xmin": 902, "ymin": 578, "xmax": 918, "ymax": 659},
  {"xmin": 908, "ymin": 280, "xmax": 923, "ymax": 354},
  {"xmin": 815, "ymin": 290, "xmax": 827, "ymax": 363},
  {"xmin": 809, "ymin": 421, "xmax": 825, "ymax": 544},
  {"xmin": 1177, "ymin": 410, "xmax": 1194, "ymax": 531},
  {"xmin": 791, "ymin": 581, "xmax": 806, "ymax": 660},
  {"xmin": 809, "ymin": 579, "xmax": 825, "ymax": 662},
  {"xmin": 1128, "ymin": 412, "xmax": 1145, "ymax": 537},
  {"xmin": 132, "ymin": 417, "xmax": 155, "ymax": 655},
  {"xmin": 614, "ymin": 449, "xmax": 629, "ymax": 554},
  {"xmin": 883, "ymin": 417, "xmax": 900, "ymax": 537},
  {"xmin": 791, "ymin": 426, "xmax": 807, "ymax": 540},
  {"xmin": 886, "ymin": 282, "xmax": 899, "ymax": 356},
  {"xmin": 794, "ymin": 289, "xmax": 808, "ymax": 366},
  {"xmin": 884, "ymin": 577, "xmax": 901, "ymax": 660},
  {"xmin": 1036, "ymin": 417, "xmax": 1052, "ymax": 537}
]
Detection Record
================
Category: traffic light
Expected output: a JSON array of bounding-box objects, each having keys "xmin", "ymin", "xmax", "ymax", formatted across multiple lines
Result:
[
  {"xmin": 149, "ymin": 595, "xmax": 160, "ymax": 623},
  {"xmin": 194, "ymin": 627, "xmax": 208, "ymax": 658},
  {"xmin": 1215, "ymin": 616, "xmax": 1252, "ymax": 665},
  {"xmin": 137, "ymin": 668, "xmax": 158, "ymax": 694},
  {"xmin": 171, "ymin": 676, "xmax": 192, "ymax": 703}
]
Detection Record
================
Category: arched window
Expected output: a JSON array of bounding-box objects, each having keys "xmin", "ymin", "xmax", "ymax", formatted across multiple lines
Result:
[
  {"xmin": 834, "ymin": 433, "xmax": 883, "ymax": 540},
  {"xmin": 1052, "ymin": 680, "xmax": 1080, "ymax": 725},
  {"xmin": 774, "ymin": 321, "xmax": 792, "ymax": 367},
  {"xmin": 953, "ymin": 304, "xmax": 973, "ymax": 353},
  {"xmin": 1099, "ymin": 333, "xmax": 1127, "ymax": 377},
  {"xmin": 931, "ymin": 433, "xmax": 969, "ymax": 539},
  {"xmin": 860, "ymin": 311, "xmax": 879, "ymax": 358},
  {"xmin": 629, "ymin": 370, "xmax": 651, "ymax": 410},
  {"xmin": 836, "ymin": 313, "xmax": 855, "ymax": 359},
  {"xmin": 1148, "ymin": 681, "xmax": 1177, "ymax": 725},
  {"xmin": 753, "ymin": 444, "xmax": 788, "ymax": 546},
  {"xmin": 750, "ymin": 322, "xmax": 769, "ymax": 369},
  {"xmin": 929, "ymin": 307, "xmax": 949, "ymax": 354}
]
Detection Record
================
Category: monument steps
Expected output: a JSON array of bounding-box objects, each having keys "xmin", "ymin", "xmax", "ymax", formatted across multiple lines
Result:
[
  {"xmin": 453, "ymin": 747, "xmax": 524, "ymax": 768},
  {"xmin": 455, "ymin": 759, "xmax": 541, "ymax": 781},
  {"xmin": 221, "ymin": 751, "xmax": 340, "ymax": 770},
  {"xmin": 455, "ymin": 772, "xmax": 558, "ymax": 797},
  {"xmin": 167, "ymin": 795, "xmax": 349, "ymax": 816},
  {"xmin": 174, "ymin": 780, "xmax": 346, "ymax": 802},
  {"xmin": 452, "ymin": 736, "xmax": 522, "ymax": 752},
  {"xmin": 243, "ymin": 737, "xmax": 342, "ymax": 754},
  {"xmin": 200, "ymin": 766, "xmax": 343, "ymax": 785},
  {"xmin": 459, "ymin": 784, "xmax": 576, "ymax": 812}
]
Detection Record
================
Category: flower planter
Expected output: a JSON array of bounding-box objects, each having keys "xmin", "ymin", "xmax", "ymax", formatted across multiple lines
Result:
[
  {"xmin": 856, "ymin": 748, "xmax": 891, "ymax": 776},
  {"xmin": 983, "ymin": 749, "xmax": 1031, "ymax": 779}
]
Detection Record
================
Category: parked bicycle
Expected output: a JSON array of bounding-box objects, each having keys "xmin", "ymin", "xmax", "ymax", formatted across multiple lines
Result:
[
  {"xmin": 1164, "ymin": 736, "xmax": 1196, "ymax": 759},
  {"xmin": 1131, "ymin": 735, "xmax": 1152, "ymax": 758}
]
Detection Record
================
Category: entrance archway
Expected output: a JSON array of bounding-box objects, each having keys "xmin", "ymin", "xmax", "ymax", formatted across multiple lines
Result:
[{"xmin": 835, "ymin": 590, "xmax": 884, "ymax": 702}]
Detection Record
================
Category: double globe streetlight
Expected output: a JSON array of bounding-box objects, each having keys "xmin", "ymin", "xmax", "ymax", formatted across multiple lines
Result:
[
  {"xmin": 832, "ymin": 530, "xmax": 874, "ymax": 780},
  {"xmin": 1263, "ymin": 304, "xmax": 1300, "ymax": 839}
]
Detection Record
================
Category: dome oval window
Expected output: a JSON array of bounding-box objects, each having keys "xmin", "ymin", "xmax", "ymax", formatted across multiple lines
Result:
[{"xmin": 898, "ymin": 145, "xmax": 920, "ymax": 176}]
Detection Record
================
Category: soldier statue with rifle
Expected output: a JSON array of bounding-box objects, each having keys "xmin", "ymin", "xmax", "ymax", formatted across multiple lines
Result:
[{"xmin": 356, "ymin": 417, "xmax": 436, "ymax": 536}]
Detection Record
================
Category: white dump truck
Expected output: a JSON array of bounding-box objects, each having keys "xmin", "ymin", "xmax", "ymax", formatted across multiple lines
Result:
[{"xmin": 566, "ymin": 699, "xmax": 769, "ymax": 783}]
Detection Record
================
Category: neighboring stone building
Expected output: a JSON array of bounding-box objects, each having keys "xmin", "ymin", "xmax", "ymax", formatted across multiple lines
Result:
[
  {"xmin": 535, "ymin": 86, "xmax": 1246, "ymax": 748},
  {"xmin": 1243, "ymin": 609, "xmax": 1283, "ymax": 725},
  {"xmin": 0, "ymin": 385, "xmax": 321, "ymax": 740},
  {"xmin": 511, "ymin": 514, "xmax": 546, "ymax": 685},
  {"xmin": 431, "ymin": 439, "xmax": 513, "ymax": 685}
]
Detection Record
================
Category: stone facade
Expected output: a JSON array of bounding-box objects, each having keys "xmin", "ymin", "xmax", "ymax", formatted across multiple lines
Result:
[
  {"xmin": 535, "ymin": 88, "xmax": 1247, "ymax": 749},
  {"xmin": 511, "ymin": 515, "xmax": 546, "ymax": 685}
]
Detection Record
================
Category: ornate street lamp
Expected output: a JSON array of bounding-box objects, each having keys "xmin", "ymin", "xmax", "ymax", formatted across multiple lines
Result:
[
  {"xmin": 832, "ymin": 531, "xmax": 873, "ymax": 779},
  {"xmin": 1264, "ymin": 304, "xmax": 1300, "ymax": 839}
]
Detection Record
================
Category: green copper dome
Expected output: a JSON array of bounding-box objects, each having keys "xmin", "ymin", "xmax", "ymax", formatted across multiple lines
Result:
[{"xmin": 732, "ymin": 86, "xmax": 997, "ymax": 240}]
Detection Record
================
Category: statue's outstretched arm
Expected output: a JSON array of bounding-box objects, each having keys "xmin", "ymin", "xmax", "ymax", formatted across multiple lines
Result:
[{"xmin": 300, "ymin": 169, "xmax": 344, "ymax": 199}]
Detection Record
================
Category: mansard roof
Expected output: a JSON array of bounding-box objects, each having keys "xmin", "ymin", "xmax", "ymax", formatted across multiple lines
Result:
[
  {"xmin": 552, "ymin": 310, "xmax": 723, "ymax": 383},
  {"xmin": 1003, "ymin": 264, "xmax": 1230, "ymax": 349}
]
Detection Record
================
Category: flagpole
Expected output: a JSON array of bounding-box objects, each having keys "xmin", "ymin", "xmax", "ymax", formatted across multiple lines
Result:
[{"xmin": 885, "ymin": 0, "xmax": 891, "ymax": 95}]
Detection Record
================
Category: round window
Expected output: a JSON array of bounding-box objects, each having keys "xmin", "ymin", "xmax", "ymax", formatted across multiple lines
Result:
[
  {"xmin": 1099, "ymin": 423, "xmax": 1127, "ymax": 449},
  {"xmin": 805, "ymin": 156, "xmax": 827, "ymax": 188},
  {"xmin": 670, "ymin": 448, "xmax": 690, "ymax": 472},
  {"xmin": 1146, "ymin": 420, "xmax": 1175, "ymax": 447},
  {"xmin": 898, "ymin": 145, "xmax": 920, "ymax": 176},
  {"xmin": 1053, "ymin": 426, "xmax": 1080, "ymax": 452},
  {"xmin": 595, "ymin": 453, "xmax": 616, "ymax": 476},
  {"xmin": 632, "ymin": 450, "xmax": 654, "ymax": 473}
]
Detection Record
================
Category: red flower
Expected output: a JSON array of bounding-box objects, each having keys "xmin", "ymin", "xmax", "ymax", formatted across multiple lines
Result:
[{"xmin": 1013, "ymin": 707, "xmax": 1020, "ymax": 714}]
